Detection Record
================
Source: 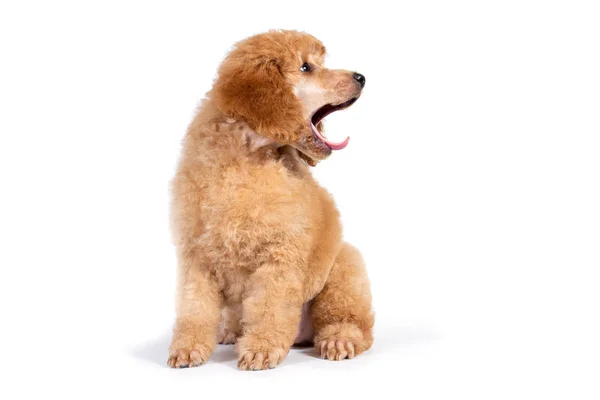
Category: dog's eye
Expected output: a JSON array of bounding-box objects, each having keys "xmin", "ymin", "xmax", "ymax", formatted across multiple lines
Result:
[{"xmin": 300, "ymin": 62, "xmax": 311, "ymax": 72}]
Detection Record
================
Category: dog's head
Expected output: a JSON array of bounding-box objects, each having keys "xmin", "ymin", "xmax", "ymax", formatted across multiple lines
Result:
[{"xmin": 212, "ymin": 30, "xmax": 365, "ymax": 165}]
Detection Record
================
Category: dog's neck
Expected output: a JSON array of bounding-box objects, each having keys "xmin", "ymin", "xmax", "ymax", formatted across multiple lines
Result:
[
  {"xmin": 213, "ymin": 118, "xmax": 311, "ymax": 174},
  {"xmin": 236, "ymin": 120, "xmax": 278, "ymax": 152},
  {"xmin": 185, "ymin": 101, "xmax": 313, "ymax": 173}
]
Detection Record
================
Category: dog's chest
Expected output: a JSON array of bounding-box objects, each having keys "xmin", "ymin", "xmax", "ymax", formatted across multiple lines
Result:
[{"xmin": 198, "ymin": 164, "xmax": 314, "ymax": 268}]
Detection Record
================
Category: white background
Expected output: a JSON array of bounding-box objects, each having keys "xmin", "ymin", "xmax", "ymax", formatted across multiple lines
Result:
[{"xmin": 1, "ymin": 0, "xmax": 599, "ymax": 398}]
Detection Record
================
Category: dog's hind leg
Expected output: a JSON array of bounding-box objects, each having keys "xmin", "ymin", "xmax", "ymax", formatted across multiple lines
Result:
[
  {"xmin": 218, "ymin": 304, "xmax": 242, "ymax": 344},
  {"xmin": 310, "ymin": 242, "xmax": 374, "ymax": 360}
]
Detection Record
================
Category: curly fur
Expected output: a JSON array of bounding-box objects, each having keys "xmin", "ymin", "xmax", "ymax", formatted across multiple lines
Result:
[{"xmin": 168, "ymin": 30, "xmax": 374, "ymax": 371}]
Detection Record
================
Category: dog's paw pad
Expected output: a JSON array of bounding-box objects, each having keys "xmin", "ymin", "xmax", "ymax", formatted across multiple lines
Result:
[
  {"xmin": 237, "ymin": 347, "xmax": 287, "ymax": 371},
  {"xmin": 167, "ymin": 346, "xmax": 211, "ymax": 368},
  {"xmin": 319, "ymin": 338, "xmax": 356, "ymax": 361}
]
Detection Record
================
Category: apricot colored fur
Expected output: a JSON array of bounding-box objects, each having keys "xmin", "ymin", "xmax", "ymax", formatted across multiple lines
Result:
[{"xmin": 168, "ymin": 30, "xmax": 374, "ymax": 371}]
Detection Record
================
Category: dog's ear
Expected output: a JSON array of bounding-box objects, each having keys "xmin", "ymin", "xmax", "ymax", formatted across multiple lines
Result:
[{"xmin": 212, "ymin": 56, "xmax": 305, "ymax": 143}]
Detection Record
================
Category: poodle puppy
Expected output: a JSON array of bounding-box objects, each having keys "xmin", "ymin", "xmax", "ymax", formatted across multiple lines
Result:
[{"xmin": 168, "ymin": 30, "xmax": 374, "ymax": 371}]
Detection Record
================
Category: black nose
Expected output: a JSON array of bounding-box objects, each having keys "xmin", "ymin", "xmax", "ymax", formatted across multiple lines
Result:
[{"xmin": 353, "ymin": 72, "xmax": 366, "ymax": 88}]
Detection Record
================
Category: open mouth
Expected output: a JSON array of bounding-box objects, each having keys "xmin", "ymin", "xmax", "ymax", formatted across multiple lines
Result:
[{"xmin": 310, "ymin": 97, "xmax": 357, "ymax": 150}]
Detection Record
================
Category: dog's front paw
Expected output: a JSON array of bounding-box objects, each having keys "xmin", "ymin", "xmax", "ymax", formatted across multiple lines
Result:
[
  {"xmin": 318, "ymin": 338, "xmax": 357, "ymax": 360},
  {"xmin": 167, "ymin": 344, "xmax": 212, "ymax": 368},
  {"xmin": 237, "ymin": 348, "xmax": 288, "ymax": 370},
  {"xmin": 315, "ymin": 323, "xmax": 371, "ymax": 361},
  {"xmin": 236, "ymin": 336, "xmax": 289, "ymax": 370}
]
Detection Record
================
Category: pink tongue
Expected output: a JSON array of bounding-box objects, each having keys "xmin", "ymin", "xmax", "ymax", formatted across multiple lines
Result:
[{"xmin": 311, "ymin": 122, "xmax": 350, "ymax": 150}]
